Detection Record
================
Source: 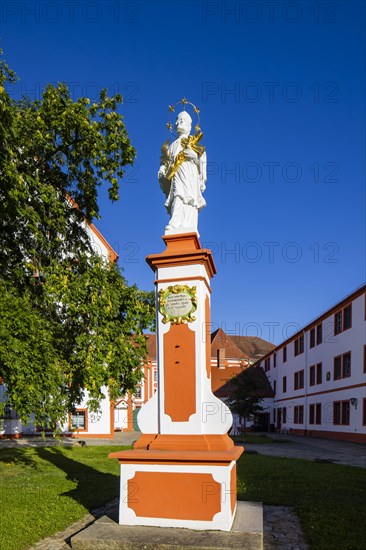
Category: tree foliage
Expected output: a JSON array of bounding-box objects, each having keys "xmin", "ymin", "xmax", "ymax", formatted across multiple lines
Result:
[
  {"xmin": 0, "ymin": 52, "xmax": 155, "ymax": 428},
  {"xmin": 227, "ymin": 367, "xmax": 264, "ymax": 432}
]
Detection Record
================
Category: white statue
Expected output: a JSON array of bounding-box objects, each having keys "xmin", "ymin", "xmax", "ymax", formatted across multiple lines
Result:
[{"xmin": 158, "ymin": 109, "xmax": 207, "ymax": 233}]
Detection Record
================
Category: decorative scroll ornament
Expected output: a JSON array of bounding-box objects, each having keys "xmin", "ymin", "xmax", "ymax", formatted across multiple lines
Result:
[{"xmin": 159, "ymin": 285, "xmax": 197, "ymax": 325}]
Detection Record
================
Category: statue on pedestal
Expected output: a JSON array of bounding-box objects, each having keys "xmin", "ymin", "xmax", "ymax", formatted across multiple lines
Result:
[{"xmin": 158, "ymin": 100, "xmax": 207, "ymax": 233}]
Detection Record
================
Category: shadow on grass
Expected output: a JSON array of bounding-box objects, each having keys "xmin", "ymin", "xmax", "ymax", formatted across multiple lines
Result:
[
  {"xmin": 0, "ymin": 446, "xmax": 39, "ymax": 467},
  {"xmin": 35, "ymin": 446, "xmax": 119, "ymax": 512}
]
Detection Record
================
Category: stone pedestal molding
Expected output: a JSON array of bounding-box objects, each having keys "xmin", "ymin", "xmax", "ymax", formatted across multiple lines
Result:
[{"xmin": 109, "ymin": 233, "xmax": 244, "ymax": 531}]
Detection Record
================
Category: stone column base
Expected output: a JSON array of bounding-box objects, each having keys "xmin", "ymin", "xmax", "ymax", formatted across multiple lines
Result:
[{"xmin": 108, "ymin": 447, "xmax": 243, "ymax": 531}]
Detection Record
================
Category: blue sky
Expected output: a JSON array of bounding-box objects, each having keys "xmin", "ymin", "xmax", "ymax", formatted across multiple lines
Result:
[{"xmin": 1, "ymin": 0, "xmax": 365, "ymax": 344}]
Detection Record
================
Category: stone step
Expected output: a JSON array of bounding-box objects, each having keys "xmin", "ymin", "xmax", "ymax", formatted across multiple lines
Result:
[{"xmin": 70, "ymin": 501, "xmax": 263, "ymax": 550}]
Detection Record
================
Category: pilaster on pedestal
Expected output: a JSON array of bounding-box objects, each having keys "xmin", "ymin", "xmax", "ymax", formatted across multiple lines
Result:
[{"xmin": 109, "ymin": 232, "xmax": 244, "ymax": 531}]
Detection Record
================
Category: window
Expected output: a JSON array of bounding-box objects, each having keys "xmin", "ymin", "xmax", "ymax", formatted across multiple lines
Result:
[
  {"xmin": 310, "ymin": 324, "xmax": 322, "ymax": 348},
  {"xmin": 265, "ymin": 357, "xmax": 270, "ymax": 372},
  {"xmin": 343, "ymin": 305, "xmax": 352, "ymax": 330},
  {"xmin": 283, "ymin": 346, "xmax": 287, "ymax": 363},
  {"xmin": 70, "ymin": 410, "xmax": 87, "ymax": 431},
  {"xmin": 316, "ymin": 362, "xmax": 323, "ymax": 384},
  {"xmin": 333, "ymin": 402, "xmax": 341, "ymax": 425},
  {"xmin": 334, "ymin": 352, "xmax": 351, "ymax": 380},
  {"xmin": 316, "ymin": 323, "xmax": 322, "ymax": 345},
  {"xmin": 310, "ymin": 365, "xmax": 316, "ymax": 386},
  {"xmin": 334, "ymin": 311, "xmax": 342, "ymax": 335},
  {"xmin": 334, "ymin": 355, "xmax": 342, "ymax": 380},
  {"xmin": 333, "ymin": 401, "xmax": 350, "ymax": 425},
  {"xmin": 36, "ymin": 418, "xmax": 56, "ymax": 433},
  {"xmin": 274, "ymin": 353, "xmax": 277, "ymax": 368},
  {"xmin": 273, "ymin": 380, "xmax": 277, "ymax": 394},
  {"xmin": 283, "ymin": 376, "xmax": 287, "ymax": 393},
  {"xmin": 364, "ymin": 345, "xmax": 366, "ymax": 374},
  {"xmin": 363, "ymin": 399, "xmax": 366, "ymax": 426},
  {"xmin": 282, "ymin": 407, "xmax": 287, "ymax": 424},
  {"xmin": 343, "ymin": 352, "xmax": 351, "ymax": 378},
  {"xmin": 273, "ymin": 408, "xmax": 276, "ymax": 423},
  {"xmin": 334, "ymin": 304, "xmax": 352, "ymax": 335},
  {"xmin": 299, "ymin": 335, "xmax": 304, "ymax": 354},
  {"xmin": 309, "ymin": 404, "xmax": 315, "ymax": 424},
  {"xmin": 3, "ymin": 404, "xmax": 13, "ymax": 419},
  {"xmin": 294, "ymin": 405, "xmax": 304, "ymax": 424},
  {"xmin": 310, "ymin": 363, "xmax": 322, "ymax": 386},
  {"xmin": 154, "ymin": 370, "xmax": 158, "ymax": 381},
  {"xmin": 294, "ymin": 370, "xmax": 304, "ymax": 390},
  {"xmin": 342, "ymin": 401, "xmax": 350, "ymax": 425},
  {"xmin": 310, "ymin": 328, "xmax": 315, "ymax": 348},
  {"xmin": 315, "ymin": 403, "xmax": 321, "ymax": 425},
  {"xmin": 294, "ymin": 335, "xmax": 304, "ymax": 356}
]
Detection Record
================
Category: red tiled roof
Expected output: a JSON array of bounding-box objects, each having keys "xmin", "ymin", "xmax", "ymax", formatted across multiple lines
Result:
[
  {"xmin": 211, "ymin": 328, "xmax": 250, "ymax": 360},
  {"xmin": 144, "ymin": 330, "xmax": 274, "ymax": 365},
  {"xmin": 146, "ymin": 334, "xmax": 157, "ymax": 360},
  {"xmin": 229, "ymin": 336, "xmax": 275, "ymax": 361}
]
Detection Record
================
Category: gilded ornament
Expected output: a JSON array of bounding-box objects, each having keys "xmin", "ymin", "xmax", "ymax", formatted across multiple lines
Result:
[{"xmin": 159, "ymin": 285, "xmax": 197, "ymax": 325}]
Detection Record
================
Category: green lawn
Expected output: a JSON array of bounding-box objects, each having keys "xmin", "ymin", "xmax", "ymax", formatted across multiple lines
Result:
[
  {"xmin": 237, "ymin": 454, "xmax": 366, "ymax": 550},
  {"xmin": 0, "ymin": 445, "xmax": 123, "ymax": 550},
  {"xmin": 0, "ymin": 445, "xmax": 365, "ymax": 550}
]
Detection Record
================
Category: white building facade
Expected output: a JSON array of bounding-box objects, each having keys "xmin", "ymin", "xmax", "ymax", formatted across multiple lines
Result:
[
  {"xmin": 257, "ymin": 285, "xmax": 366, "ymax": 443},
  {"xmin": 0, "ymin": 220, "xmax": 118, "ymax": 439}
]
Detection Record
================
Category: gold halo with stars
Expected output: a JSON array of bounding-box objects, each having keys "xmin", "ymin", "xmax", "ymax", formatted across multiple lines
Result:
[{"xmin": 166, "ymin": 98, "xmax": 201, "ymax": 136}]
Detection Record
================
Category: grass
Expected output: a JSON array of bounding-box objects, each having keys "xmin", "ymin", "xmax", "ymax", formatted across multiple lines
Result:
[
  {"xmin": 1, "ymin": 445, "xmax": 365, "ymax": 550},
  {"xmin": 237, "ymin": 454, "xmax": 366, "ymax": 550},
  {"xmin": 0, "ymin": 445, "xmax": 124, "ymax": 550},
  {"xmin": 231, "ymin": 434, "xmax": 291, "ymax": 444}
]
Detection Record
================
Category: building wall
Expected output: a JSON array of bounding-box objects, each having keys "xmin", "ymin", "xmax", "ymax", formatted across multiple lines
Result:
[
  {"xmin": 259, "ymin": 287, "xmax": 366, "ymax": 443},
  {"xmin": 115, "ymin": 361, "xmax": 158, "ymax": 432},
  {"xmin": 0, "ymin": 387, "xmax": 113, "ymax": 439}
]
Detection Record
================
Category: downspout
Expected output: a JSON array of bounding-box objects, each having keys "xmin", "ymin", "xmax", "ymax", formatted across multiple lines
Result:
[{"xmin": 303, "ymin": 329, "xmax": 308, "ymax": 437}]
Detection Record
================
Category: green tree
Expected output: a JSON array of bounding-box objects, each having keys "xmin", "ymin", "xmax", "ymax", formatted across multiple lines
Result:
[
  {"xmin": 227, "ymin": 367, "xmax": 264, "ymax": 434},
  {"xmin": 0, "ymin": 52, "xmax": 155, "ymax": 429}
]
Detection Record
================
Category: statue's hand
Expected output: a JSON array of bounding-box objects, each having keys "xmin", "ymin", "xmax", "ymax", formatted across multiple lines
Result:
[
  {"xmin": 183, "ymin": 148, "xmax": 198, "ymax": 162},
  {"xmin": 158, "ymin": 166, "xmax": 166, "ymax": 180}
]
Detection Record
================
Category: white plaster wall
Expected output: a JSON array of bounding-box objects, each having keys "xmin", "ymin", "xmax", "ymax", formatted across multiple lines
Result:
[{"xmin": 262, "ymin": 291, "xmax": 366, "ymax": 437}]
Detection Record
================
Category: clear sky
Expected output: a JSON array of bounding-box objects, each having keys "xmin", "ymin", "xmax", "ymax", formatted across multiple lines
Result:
[{"xmin": 1, "ymin": 0, "xmax": 365, "ymax": 344}]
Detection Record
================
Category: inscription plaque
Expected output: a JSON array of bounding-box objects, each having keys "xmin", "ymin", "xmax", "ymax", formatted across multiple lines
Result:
[{"xmin": 159, "ymin": 285, "xmax": 197, "ymax": 324}]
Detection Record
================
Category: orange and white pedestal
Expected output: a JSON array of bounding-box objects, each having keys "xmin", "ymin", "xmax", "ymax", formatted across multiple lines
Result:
[{"xmin": 109, "ymin": 232, "xmax": 244, "ymax": 531}]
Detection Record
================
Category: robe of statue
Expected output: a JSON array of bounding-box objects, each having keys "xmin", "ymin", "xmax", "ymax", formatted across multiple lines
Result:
[{"xmin": 158, "ymin": 135, "xmax": 207, "ymax": 231}]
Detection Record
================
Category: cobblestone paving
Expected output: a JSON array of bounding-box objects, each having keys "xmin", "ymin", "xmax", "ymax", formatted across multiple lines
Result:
[
  {"xmin": 264, "ymin": 506, "xmax": 308, "ymax": 549},
  {"xmin": 28, "ymin": 500, "xmax": 308, "ymax": 550}
]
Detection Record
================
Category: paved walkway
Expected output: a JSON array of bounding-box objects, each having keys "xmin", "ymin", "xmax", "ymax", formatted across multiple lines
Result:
[
  {"xmin": 2, "ymin": 431, "xmax": 365, "ymax": 468},
  {"xmin": 242, "ymin": 433, "xmax": 366, "ymax": 468}
]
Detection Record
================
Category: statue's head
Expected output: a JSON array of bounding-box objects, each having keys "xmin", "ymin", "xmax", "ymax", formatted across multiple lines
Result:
[{"xmin": 175, "ymin": 111, "xmax": 192, "ymax": 135}]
